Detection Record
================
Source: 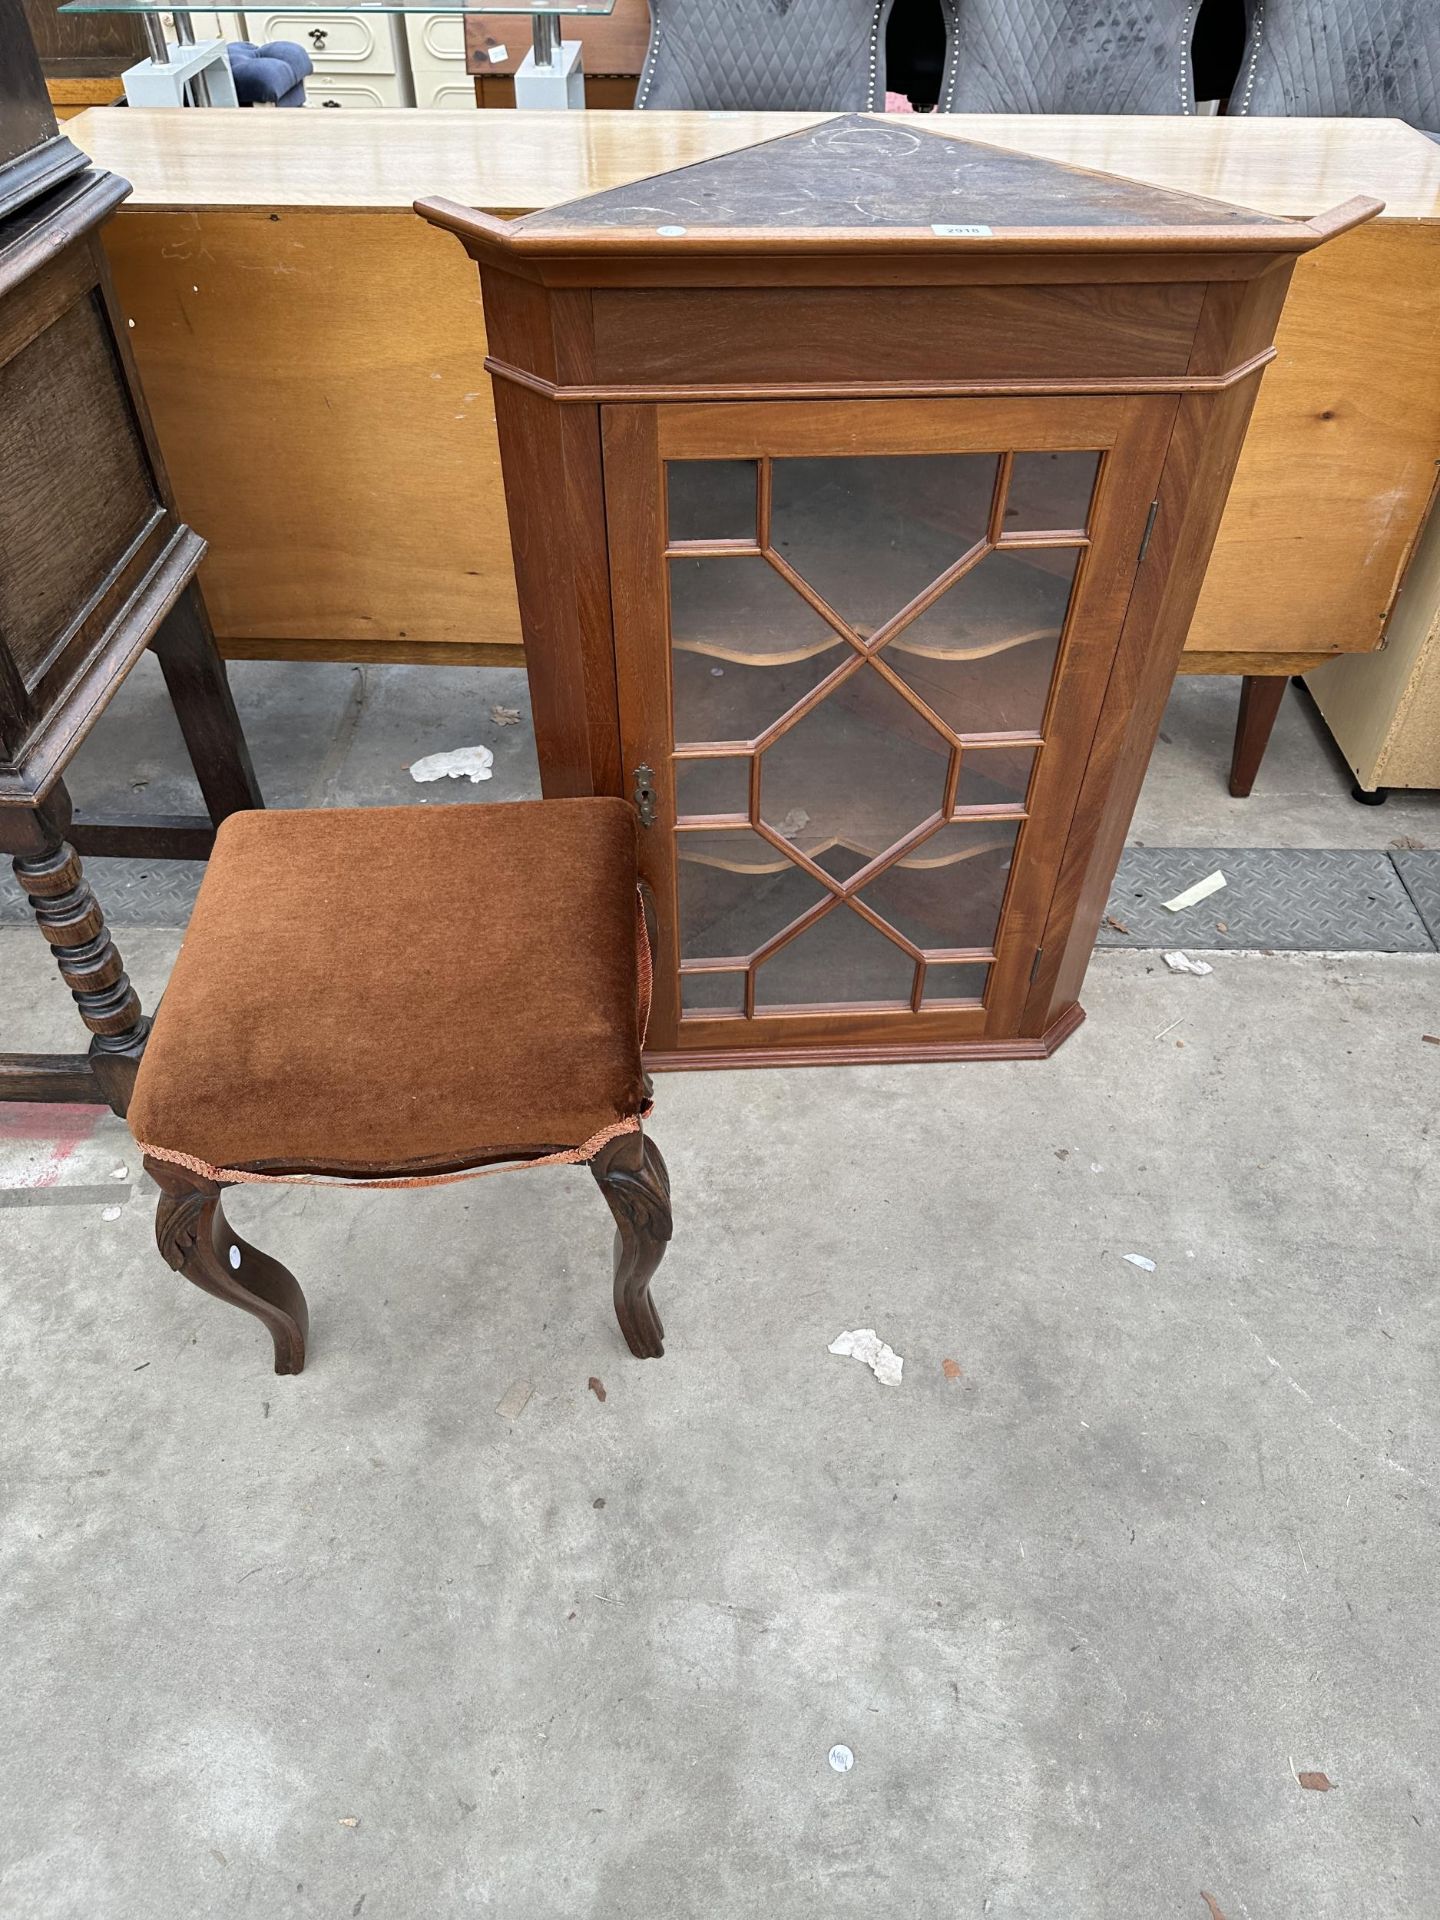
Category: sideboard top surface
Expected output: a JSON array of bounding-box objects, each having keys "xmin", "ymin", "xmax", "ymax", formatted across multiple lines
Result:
[{"xmin": 65, "ymin": 109, "xmax": 1440, "ymax": 223}]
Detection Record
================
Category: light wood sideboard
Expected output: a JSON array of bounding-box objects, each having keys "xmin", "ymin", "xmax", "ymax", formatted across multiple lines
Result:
[{"xmin": 68, "ymin": 111, "xmax": 1440, "ymax": 699}]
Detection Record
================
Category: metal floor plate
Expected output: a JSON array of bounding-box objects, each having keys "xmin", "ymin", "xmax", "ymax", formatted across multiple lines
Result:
[
  {"xmin": 1100, "ymin": 848, "xmax": 1436, "ymax": 953},
  {"xmin": 2, "ymin": 846, "xmax": 1437, "ymax": 955},
  {"xmin": 0, "ymin": 858, "xmax": 205, "ymax": 928},
  {"xmin": 1393, "ymin": 851, "xmax": 1440, "ymax": 948}
]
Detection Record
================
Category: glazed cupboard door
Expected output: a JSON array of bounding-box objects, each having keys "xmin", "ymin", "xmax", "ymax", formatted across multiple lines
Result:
[{"xmin": 606, "ymin": 395, "xmax": 1175, "ymax": 1063}]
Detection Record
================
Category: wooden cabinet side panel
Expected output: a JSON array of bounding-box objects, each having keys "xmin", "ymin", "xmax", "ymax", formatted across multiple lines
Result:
[
  {"xmin": 1030, "ymin": 377, "xmax": 1268, "ymax": 1026},
  {"xmin": 492, "ymin": 379, "xmax": 614, "ymax": 796},
  {"xmin": 1031, "ymin": 262, "xmax": 1297, "ymax": 1026},
  {"xmin": 101, "ymin": 207, "xmax": 521, "ymax": 652},
  {"xmin": 1187, "ymin": 222, "xmax": 1440, "ymax": 661},
  {"xmin": 1305, "ymin": 482, "xmax": 1440, "ymax": 789}
]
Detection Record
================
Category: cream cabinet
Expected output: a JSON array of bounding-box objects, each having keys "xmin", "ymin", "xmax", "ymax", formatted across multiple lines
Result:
[
  {"xmin": 176, "ymin": 8, "xmax": 476, "ymax": 108},
  {"xmin": 304, "ymin": 73, "xmax": 408, "ymax": 106},
  {"xmin": 405, "ymin": 13, "xmax": 468, "ymax": 109},
  {"xmin": 251, "ymin": 8, "xmax": 397, "ymax": 70}
]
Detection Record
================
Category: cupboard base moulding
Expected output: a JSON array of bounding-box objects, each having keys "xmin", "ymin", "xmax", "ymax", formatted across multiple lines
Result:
[{"xmin": 644, "ymin": 1002, "xmax": 1087, "ymax": 1072}]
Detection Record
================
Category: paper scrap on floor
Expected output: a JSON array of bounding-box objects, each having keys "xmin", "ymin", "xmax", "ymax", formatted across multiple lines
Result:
[
  {"xmin": 410, "ymin": 745, "xmax": 494, "ymax": 784},
  {"xmin": 1163, "ymin": 951, "xmax": 1213, "ymax": 976},
  {"xmin": 1163, "ymin": 869, "xmax": 1227, "ymax": 912},
  {"xmin": 828, "ymin": 1328, "xmax": 904, "ymax": 1386}
]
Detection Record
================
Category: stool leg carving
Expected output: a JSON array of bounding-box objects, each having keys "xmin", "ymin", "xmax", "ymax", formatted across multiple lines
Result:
[
  {"xmin": 147, "ymin": 1158, "xmax": 309, "ymax": 1375},
  {"xmin": 590, "ymin": 1130, "xmax": 671, "ymax": 1359},
  {"xmin": 12, "ymin": 806, "xmax": 151, "ymax": 1116}
]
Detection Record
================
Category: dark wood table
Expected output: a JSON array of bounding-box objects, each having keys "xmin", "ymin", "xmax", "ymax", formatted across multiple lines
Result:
[{"xmin": 1, "ymin": 4, "xmax": 261, "ymax": 1114}]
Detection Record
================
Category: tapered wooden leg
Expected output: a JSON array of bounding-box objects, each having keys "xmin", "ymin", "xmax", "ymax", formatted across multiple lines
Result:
[
  {"xmin": 148, "ymin": 1156, "xmax": 308, "ymax": 1375},
  {"xmin": 10, "ymin": 784, "xmax": 149, "ymax": 1115},
  {"xmin": 590, "ymin": 1130, "xmax": 671, "ymax": 1359},
  {"xmin": 151, "ymin": 582, "xmax": 264, "ymax": 825},
  {"xmin": 1228, "ymin": 674, "xmax": 1288, "ymax": 798}
]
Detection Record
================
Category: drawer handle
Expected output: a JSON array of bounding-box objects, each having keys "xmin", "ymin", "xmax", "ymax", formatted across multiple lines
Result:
[
  {"xmin": 307, "ymin": 26, "xmax": 327, "ymax": 45},
  {"xmin": 320, "ymin": 96, "xmax": 342, "ymax": 107}
]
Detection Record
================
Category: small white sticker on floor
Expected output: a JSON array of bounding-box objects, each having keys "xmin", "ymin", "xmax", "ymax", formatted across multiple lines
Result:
[
  {"xmin": 1122, "ymin": 1253, "xmax": 1157, "ymax": 1272},
  {"xmin": 828, "ymin": 1745, "xmax": 854, "ymax": 1773},
  {"xmin": 828, "ymin": 1329, "xmax": 903, "ymax": 1386}
]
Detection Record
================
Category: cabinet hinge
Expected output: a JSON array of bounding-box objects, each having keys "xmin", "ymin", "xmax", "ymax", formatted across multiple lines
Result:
[
  {"xmin": 632, "ymin": 763, "xmax": 658, "ymax": 828},
  {"xmin": 1138, "ymin": 498, "xmax": 1160, "ymax": 566},
  {"xmin": 1030, "ymin": 945, "xmax": 1045, "ymax": 984}
]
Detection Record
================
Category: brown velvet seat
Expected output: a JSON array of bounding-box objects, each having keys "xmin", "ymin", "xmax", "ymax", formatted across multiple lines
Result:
[{"xmin": 128, "ymin": 798, "xmax": 672, "ymax": 1371}]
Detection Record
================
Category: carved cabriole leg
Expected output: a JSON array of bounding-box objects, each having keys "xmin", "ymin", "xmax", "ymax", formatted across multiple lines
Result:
[
  {"xmin": 590, "ymin": 1129, "xmax": 671, "ymax": 1359},
  {"xmin": 11, "ymin": 787, "xmax": 149, "ymax": 1115},
  {"xmin": 147, "ymin": 1156, "xmax": 308, "ymax": 1375}
]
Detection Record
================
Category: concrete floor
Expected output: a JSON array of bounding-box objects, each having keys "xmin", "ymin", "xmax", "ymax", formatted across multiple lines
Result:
[{"xmin": 1, "ymin": 661, "xmax": 1437, "ymax": 1918}]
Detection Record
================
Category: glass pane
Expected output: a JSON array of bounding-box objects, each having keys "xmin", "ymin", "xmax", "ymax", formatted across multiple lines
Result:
[
  {"xmin": 673, "ymin": 646, "xmax": 853, "ymax": 749},
  {"xmin": 760, "ymin": 665, "xmax": 949, "ymax": 867},
  {"xmin": 675, "ymin": 757, "xmax": 750, "ymax": 818},
  {"xmin": 1004, "ymin": 451, "xmax": 1101, "ymax": 533},
  {"xmin": 678, "ymin": 829, "xmax": 827, "ymax": 961},
  {"xmin": 887, "ymin": 548, "xmax": 1080, "ymax": 736},
  {"xmin": 954, "ymin": 743, "xmax": 1038, "ymax": 812},
  {"xmin": 813, "ymin": 844, "xmax": 872, "ymax": 884},
  {"xmin": 670, "ymin": 554, "xmax": 843, "ymax": 666},
  {"xmin": 668, "ymin": 461, "xmax": 757, "ymax": 544},
  {"xmin": 681, "ymin": 970, "xmax": 746, "ymax": 1016},
  {"xmin": 671, "ymin": 555, "xmax": 851, "ymax": 745},
  {"xmin": 858, "ymin": 820, "xmax": 1021, "ymax": 952},
  {"xmin": 756, "ymin": 903, "xmax": 915, "ymax": 1009},
  {"xmin": 923, "ymin": 962, "xmax": 990, "ymax": 1005},
  {"xmin": 770, "ymin": 455, "xmax": 996, "ymax": 638}
]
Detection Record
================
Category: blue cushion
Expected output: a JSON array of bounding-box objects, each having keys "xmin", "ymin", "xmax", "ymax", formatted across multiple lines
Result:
[{"xmin": 228, "ymin": 39, "xmax": 313, "ymax": 106}]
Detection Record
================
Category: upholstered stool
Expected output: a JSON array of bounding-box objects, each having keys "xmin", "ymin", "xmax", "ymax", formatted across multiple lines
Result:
[{"xmin": 127, "ymin": 799, "xmax": 671, "ymax": 1373}]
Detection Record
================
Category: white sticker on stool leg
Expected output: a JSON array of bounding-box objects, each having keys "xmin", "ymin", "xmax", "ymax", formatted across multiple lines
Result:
[{"xmin": 229, "ymin": 1246, "xmax": 241, "ymax": 1271}]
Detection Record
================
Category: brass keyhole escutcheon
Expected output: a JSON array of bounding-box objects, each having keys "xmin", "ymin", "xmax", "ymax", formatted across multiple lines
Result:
[{"xmin": 633, "ymin": 764, "xmax": 658, "ymax": 828}]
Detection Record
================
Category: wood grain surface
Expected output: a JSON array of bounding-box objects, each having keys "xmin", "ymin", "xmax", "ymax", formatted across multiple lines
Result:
[{"xmin": 76, "ymin": 110, "xmax": 1440, "ymax": 666}]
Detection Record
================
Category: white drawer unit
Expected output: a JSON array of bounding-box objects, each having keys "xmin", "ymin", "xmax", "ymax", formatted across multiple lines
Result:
[
  {"xmin": 304, "ymin": 73, "xmax": 407, "ymax": 107},
  {"xmin": 255, "ymin": 10, "xmax": 396, "ymax": 70},
  {"xmin": 405, "ymin": 11, "xmax": 465, "ymax": 67},
  {"xmin": 415, "ymin": 74, "xmax": 475, "ymax": 108}
]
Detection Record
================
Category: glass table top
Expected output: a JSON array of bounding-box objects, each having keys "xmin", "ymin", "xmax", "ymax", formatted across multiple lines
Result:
[{"xmin": 59, "ymin": 0, "xmax": 615, "ymax": 14}]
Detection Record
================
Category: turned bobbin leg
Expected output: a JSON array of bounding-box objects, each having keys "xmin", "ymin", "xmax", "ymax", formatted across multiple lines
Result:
[
  {"xmin": 147, "ymin": 1156, "xmax": 308, "ymax": 1375},
  {"xmin": 10, "ymin": 786, "xmax": 150, "ymax": 1115},
  {"xmin": 590, "ymin": 1129, "xmax": 671, "ymax": 1359}
]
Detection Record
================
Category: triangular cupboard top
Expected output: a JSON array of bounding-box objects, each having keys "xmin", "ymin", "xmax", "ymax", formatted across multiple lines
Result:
[{"xmin": 415, "ymin": 115, "xmax": 1379, "ymax": 264}]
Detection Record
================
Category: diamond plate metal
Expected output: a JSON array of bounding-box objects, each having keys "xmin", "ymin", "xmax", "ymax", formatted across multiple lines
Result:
[
  {"xmin": 0, "ymin": 858, "xmax": 205, "ymax": 928},
  {"xmin": 1393, "ymin": 851, "xmax": 1440, "ymax": 948},
  {"xmin": 1100, "ymin": 848, "xmax": 1436, "ymax": 953},
  {"xmin": 4, "ymin": 845, "xmax": 1436, "ymax": 957}
]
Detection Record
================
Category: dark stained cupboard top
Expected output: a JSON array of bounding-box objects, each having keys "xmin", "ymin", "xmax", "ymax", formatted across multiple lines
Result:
[
  {"xmin": 417, "ymin": 115, "xmax": 1380, "ymax": 271},
  {"xmin": 516, "ymin": 115, "xmax": 1290, "ymax": 238}
]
